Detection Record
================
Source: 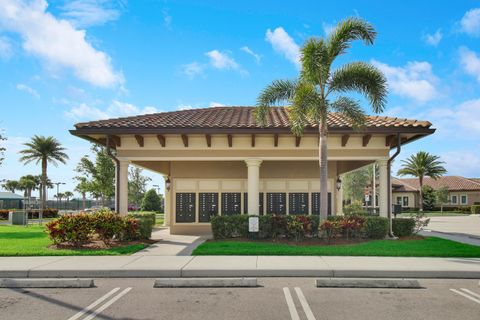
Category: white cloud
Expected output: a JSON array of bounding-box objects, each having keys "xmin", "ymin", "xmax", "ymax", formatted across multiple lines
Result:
[
  {"xmin": 177, "ymin": 104, "xmax": 192, "ymax": 111},
  {"xmin": 322, "ymin": 22, "xmax": 335, "ymax": 36},
  {"xmin": 181, "ymin": 62, "xmax": 204, "ymax": 79},
  {"xmin": 240, "ymin": 46, "xmax": 261, "ymax": 63},
  {"xmin": 459, "ymin": 46, "xmax": 480, "ymax": 82},
  {"xmin": 441, "ymin": 151, "xmax": 480, "ymax": 177},
  {"xmin": 59, "ymin": 0, "xmax": 122, "ymax": 28},
  {"xmin": 424, "ymin": 29, "xmax": 442, "ymax": 46},
  {"xmin": 209, "ymin": 101, "xmax": 225, "ymax": 108},
  {"xmin": 16, "ymin": 83, "xmax": 39, "ymax": 98},
  {"xmin": 0, "ymin": 36, "xmax": 13, "ymax": 59},
  {"xmin": 205, "ymin": 50, "xmax": 238, "ymax": 69},
  {"xmin": 265, "ymin": 27, "xmax": 300, "ymax": 67},
  {"xmin": 371, "ymin": 60, "xmax": 438, "ymax": 103},
  {"xmin": 162, "ymin": 8, "xmax": 172, "ymax": 29},
  {"xmin": 460, "ymin": 8, "xmax": 480, "ymax": 36},
  {"xmin": 65, "ymin": 100, "xmax": 159, "ymax": 120},
  {"xmin": 0, "ymin": 0, "xmax": 123, "ymax": 87}
]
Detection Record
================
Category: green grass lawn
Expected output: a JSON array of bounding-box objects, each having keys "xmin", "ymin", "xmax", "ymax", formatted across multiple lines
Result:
[
  {"xmin": 0, "ymin": 225, "xmax": 147, "ymax": 256},
  {"xmin": 192, "ymin": 237, "xmax": 480, "ymax": 257}
]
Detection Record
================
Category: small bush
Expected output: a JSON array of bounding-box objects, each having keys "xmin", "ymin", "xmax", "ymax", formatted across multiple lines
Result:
[
  {"xmin": 363, "ymin": 216, "xmax": 388, "ymax": 239},
  {"xmin": 392, "ymin": 218, "xmax": 415, "ymax": 237},
  {"xmin": 319, "ymin": 219, "xmax": 341, "ymax": 242},
  {"xmin": 343, "ymin": 201, "xmax": 368, "ymax": 216},
  {"xmin": 120, "ymin": 217, "xmax": 140, "ymax": 241},
  {"xmin": 46, "ymin": 213, "xmax": 94, "ymax": 246},
  {"xmin": 93, "ymin": 210, "xmax": 124, "ymax": 245},
  {"xmin": 472, "ymin": 205, "xmax": 480, "ymax": 215},
  {"xmin": 129, "ymin": 212, "xmax": 155, "ymax": 239}
]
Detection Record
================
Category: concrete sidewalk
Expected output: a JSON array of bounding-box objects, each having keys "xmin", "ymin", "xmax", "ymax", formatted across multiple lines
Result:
[{"xmin": 1, "ymin": 255, "xmax": 479, "ymax": 278}]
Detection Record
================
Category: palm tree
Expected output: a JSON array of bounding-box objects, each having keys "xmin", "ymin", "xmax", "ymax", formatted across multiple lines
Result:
[
  {"xmin": 19, "ymin": 135, "xmax": 69, "ymax": 220},
  {"xmin": 19, "ymin": 175, "xmax": 38, "ymax": 198},
  {"xmin": 397, "ymin": 151, "xmax": 446, "ymax": 211},
  {"xmin": 255, "ymin": 17, "xmax": 387, "ymax": 220},
  {"xmin": 64, "ymin": 191, "xmax": 74, "ymax": 206},
  {"xmin": 75, "ymin": 177, "xmax": 90, "ymax": 210},
  {"xmin": 2, "ymin": 180, "xmax": 20, "ymax": 193}
]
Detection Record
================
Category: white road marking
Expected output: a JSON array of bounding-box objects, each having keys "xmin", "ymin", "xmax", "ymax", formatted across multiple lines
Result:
[
  {"xmin": 461, "ymin": 288, "xmax": 480, "ymax": 300},
  {"xmin": 283, "ymin": 287, "xmax": 300, "ymax": 320},
  {"xmin": 294, "ymin": 287, "xmax": 317, "ymax": 320},
  {"xmin": 83, "ymin": 287, "xmax": 132, "ymax": 320},
  {"xmin": 450, "ymin": 289, "xmax": 480, "ymax": 305},
  {"xmin": 67, "ymin": 287, "xmax": 120, "ymax": 320}
]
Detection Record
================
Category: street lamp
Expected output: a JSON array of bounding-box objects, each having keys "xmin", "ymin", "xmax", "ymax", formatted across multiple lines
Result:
[{"xmin": 152, "ymin": 184, "xmax": 161, "ymax": 194}]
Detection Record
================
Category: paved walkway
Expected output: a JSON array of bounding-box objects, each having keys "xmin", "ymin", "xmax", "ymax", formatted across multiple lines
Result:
[
  {"xmin": 132, "ymin": 228, "xmax": 208, "ymax": 256},
  {"xmin": 420, "ymin": 215, "xmax": 480, "ymax": 246},
  {"xmin": 1, "ymin": 256, "xmax": 479, "ymax": 278}
]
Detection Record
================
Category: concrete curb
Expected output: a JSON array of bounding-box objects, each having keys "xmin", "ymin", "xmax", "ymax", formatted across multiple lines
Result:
[
  {"xmin": 154, "ymin": 277, "xmax": 257, "ymax": 287},
  {"xmin": 315, "ymin": 278, "xmax": 421, "ymax": 288},
  {"xmin": 0, "ymin": 278, "xmax": 94, "ymax": 288}
]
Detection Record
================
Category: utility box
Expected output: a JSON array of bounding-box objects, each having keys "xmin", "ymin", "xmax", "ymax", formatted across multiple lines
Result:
[{"xmin": 11, "ymin": 211, "xmax": 27, "ymax": 225}]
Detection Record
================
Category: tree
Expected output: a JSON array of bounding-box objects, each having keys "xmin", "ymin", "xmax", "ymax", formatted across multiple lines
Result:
[
  {"xmin": 76, "ymin": 144, "xmax": 115, "ymax": 206},
  {"xmin": 435, "ymin": 186, "xmax": 449, "ymax": 213},
  {"xmin": 397, "ymin": 151, "xmax": 447, "ymax": 211},
  {"xmin": 64, "ymin": 191, "xmax": 74, "ymax": 203},
  {"xmin": 19, "ymin": 135, "xmax": 69, "ymax": 216},
  {"xmin": 128, "ymin": 167, "xmax": 151, "ymax": 207},
  {"xmin": 141, "ymin": 189, "xmax": 161, "ymax": 211},
  {"xmin": 255, "ymin": 17, "xmax": 387, "ymax": 220},
  {"xmin": 343, "ymin": 167, "xmax": 370, "ymax": 204},
  {"xmin": 2, "ymin": 180, "xmax": 20, "ymax": 193},
  {"xmin": 19, "ymin": 175, "xmax": 37, "ymax": 198},
  {"xmin": 75, "ymin": 177, "xmax": 90, "ymax": 210},
  {"xmin": 0, "ymin": 129, "xmax": 6, "ymax": 167},
  {"xmin": 422, "ymin": 186, "xmax": 436, "ymax": 211}
]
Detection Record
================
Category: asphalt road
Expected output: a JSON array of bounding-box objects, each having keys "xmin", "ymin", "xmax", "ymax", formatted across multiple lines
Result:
[{"xmin": 0, "ymin": 278, "xmax": 479, "ymax": 320}]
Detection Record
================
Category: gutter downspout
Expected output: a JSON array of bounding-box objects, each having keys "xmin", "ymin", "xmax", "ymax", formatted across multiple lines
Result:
[
  {"xmin": 105, "ymin": 135, "xmax": 120, "ymax": 213},
  {"xmin": 387, "ymin": 133, "xmax": 401, "ymax": 238}
]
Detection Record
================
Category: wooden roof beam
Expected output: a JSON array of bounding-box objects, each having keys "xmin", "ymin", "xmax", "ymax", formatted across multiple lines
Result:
[
  {"xmin": 362, "ymin": 134, "xmax": 372, "ymax": 147},
  {"xmin": 385, "ymin": 135, "xmax": 395, "ymax": 147},
  {"xmin": 227, "ymin": 134, "xmax": 233, "ymax": 148},
  {"xmin": 251, "ymin": 134, "xmax": 255, "ymax": 147},
  {"xmin": 181, "ymin": 134, "xmax": 188, "ymax": 147},
  {"xmin": 156, "ymin": 134, "xmax": 165, "ymax": 147},
  {"xmin": 134, "ymin": 135, "xmax": 144, "ymax": 147},
  {"xmin": 295, "ymin": 136, "xmax": 301, "ymax": 147},
  {"xmin": 274, "ymin": 133, "xmax": 279, "ymax": 147},
  {"xmin": 205, "ymin": 134, "xmax": 211, "ymax": 147},
  {"xmin": 341, "ymin": 134, "xmax": 350, "ymax": 147}
]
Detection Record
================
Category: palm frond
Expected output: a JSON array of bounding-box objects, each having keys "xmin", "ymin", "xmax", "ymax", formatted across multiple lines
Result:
[
  {"xmin": 327, "ymin": 17, "xmax": 376, "ymax": 59},
  {"xmin": 330, "ymin": 96, "xmax": 367, "ymax": 130},
  {"xmin": 300, "ymin": 38, "xmax": 330, "ymax": 86},
  {"xmin": 289, "ymin": 83, "xmax": 319, "ymax": 136},
  {"xmin": 255, "ymin": 79, "xmax": 298, "ymax": 125},
  {"xmin": 328, "ymin": 62, "xmax": 387, "ymax": 113},
  {"xmin": 397, "ymin": 151, "xmax": 447, "ymax": 178}
]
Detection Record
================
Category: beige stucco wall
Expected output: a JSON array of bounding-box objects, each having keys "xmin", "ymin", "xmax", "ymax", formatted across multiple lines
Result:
[
  {"xmin": 393, "ymin": 190, "xmax": 480, "ymax": 209},
  {"xmin": 392, "ymin": 192, "xmax": 417, "ymax": 208}
]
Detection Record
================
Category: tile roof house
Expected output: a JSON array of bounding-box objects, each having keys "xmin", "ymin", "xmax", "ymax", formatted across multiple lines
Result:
[
  {"xmin": 71, "ymin": 106, "xmax": 435, "ymax": 235},
  {"xmin": 392, "ymin": 176, "xmax": 480, "ymax": 209}
]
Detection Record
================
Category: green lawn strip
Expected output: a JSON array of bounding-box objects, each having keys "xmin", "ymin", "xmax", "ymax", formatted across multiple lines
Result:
[
  {"xmin": 0, "ymin": 225, "xmax": 146, "ymax": 256},
  {"xmin": 398, "ymin": 211, "xmax": 468, "ymax": 217},
  {"xmin": 192, "ymin": 237, "xmax": 480, "ymax": 257}
]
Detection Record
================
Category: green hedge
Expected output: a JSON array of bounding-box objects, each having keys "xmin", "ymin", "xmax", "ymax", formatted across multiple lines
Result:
[
  {"xmin": 471, "ymin": 205, "xmax": 480, "ymax": 215},
  {"xmin": 363, "ymin": 216, "xmax": 389, "ymax": 239},
  {"xmin": 392, "ymin": 218, "xmax": 415, "ymax": 237},
  {"xmin": 128, "ymin": 212, "xmax": 155, "ymax": 239}
]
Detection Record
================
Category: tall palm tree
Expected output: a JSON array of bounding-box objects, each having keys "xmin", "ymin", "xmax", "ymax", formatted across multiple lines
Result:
[
  {"xmin": 397, "ymin": 151, "xmax": 446, "ymax": 211},
  {"xmin": 64, "ymin": 191, "xmax": 74, "ymax": 204},
  {"xmin": 19, "ymin": 136, "xmax": 69, "ymax": 216},
  {"xmin": 255, "ymin": 17, "xmax": 387, "ymax": 220},
  {"xmin": 75, "ymin": 177, "xmax": 90, "ymax": 210},
  {"xmin": 19, "ymin": 175, "xmax": 37, "ymax": 198}
]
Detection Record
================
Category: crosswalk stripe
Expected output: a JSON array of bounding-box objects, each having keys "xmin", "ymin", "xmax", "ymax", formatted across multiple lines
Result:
[{"xmin": 450, "ymin": 288, "xmax": 480, "ymax": 305}]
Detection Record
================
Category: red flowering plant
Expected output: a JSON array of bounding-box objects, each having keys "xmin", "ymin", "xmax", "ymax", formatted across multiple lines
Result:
[{"xmin": 319, "ymin": 219, "xmax": 341, "ymax": 243}]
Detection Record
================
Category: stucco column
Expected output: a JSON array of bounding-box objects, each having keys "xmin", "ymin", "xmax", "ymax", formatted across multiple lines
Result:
[
  {"xmin": 378, "ymin": 159, "xmax": 389, "ymax": 218},
  {"xmin": 245, "ymin": 158, "xmax": 262, "ymax": 215},
  {"xmin": 118, "ymin": 160, "xmax": 129, "ymax": 216},
  {"xmin": 163, "ymin": 175, "xmax": 171, "ymax": 227}
]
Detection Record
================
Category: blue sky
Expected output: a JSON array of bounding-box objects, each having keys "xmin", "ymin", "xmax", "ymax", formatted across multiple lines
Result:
[{"xmin": 1, "ymin": 0, "xmax": 480, "ymax": 198}]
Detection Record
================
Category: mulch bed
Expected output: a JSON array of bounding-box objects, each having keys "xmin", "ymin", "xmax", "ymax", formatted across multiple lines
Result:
[
  {"xmin": 208, "ymin": 235, "xmax": 424, "ymax": 246},
  {"xmin": 50, "ymin": 239, "xmax": 157, "ymax": 250}
]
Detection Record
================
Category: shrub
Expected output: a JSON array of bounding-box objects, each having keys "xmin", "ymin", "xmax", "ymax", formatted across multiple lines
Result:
[
  {"xmin": 392, "ymin": 218, "xmax": 415, "ymax": 237},
  {"xmin": 270, "ymin": 214, "xmax": 288, "ymax": 239},
  {"xmin": 343, "ymin": 201, "xmax": 368, "ymax": 216},
  {"xmin": 363, "ymin": 216, "xmax": 388, "ymax": 239},
  {"xmin": 129, "ymin": 212, "xmax": 155, "ymax": 239},
  {"xmin": 458, "ymin": 206, "xmax": 471, "ymax": 213},
  {"xmin": 120, "ymin": 217, "xmax": 140, "ymax": 241},
  {"xmin": 341, "ymin": 216, "xmax": 365, "ymax": 239},
  {"xmin": 319, "ymin": 219, "xmax": 341, "ymax": 242},
  {"xmin": 141, "ymin": 189, "xmax": 161, "ymax": 211},
  {"xmin": 286, "ymin": 216, "xmax": 315, "ymax": 241},
  {"xmin": 93, "ymin": 210, "xmax": 124, "ymax": 245},
  {"xmin": 46, "ymin": 213, "xmax": 94, "ymax": 246},
  {"xmin": 472, "ymin": 205, "xmax": 480, "ymax": 215}
]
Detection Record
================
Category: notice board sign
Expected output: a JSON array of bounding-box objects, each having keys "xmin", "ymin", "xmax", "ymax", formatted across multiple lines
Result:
[{"xmin": 248, "ymin": 216, "xmax": 259, "ymax": 232}]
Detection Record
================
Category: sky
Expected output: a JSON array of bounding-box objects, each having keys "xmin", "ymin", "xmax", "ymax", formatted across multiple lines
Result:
[{"xmin": 1, "ymin": 0, "xmax": 480, "ymax": 199}]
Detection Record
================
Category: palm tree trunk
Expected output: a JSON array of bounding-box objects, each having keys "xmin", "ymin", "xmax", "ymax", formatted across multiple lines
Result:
[
  {"xmin": 319, "ymin": 120, "xmax": 329, "ymax": 220},
  {"xmin": 40, "ymin": 158, "xmax": 47, "ymax": 224},
  {"xmin": 419, "ymin": 176, "xmax": 424, "ymax": 212}
]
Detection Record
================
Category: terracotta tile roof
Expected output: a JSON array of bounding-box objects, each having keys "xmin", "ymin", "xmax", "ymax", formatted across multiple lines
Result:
[
  {"xmin": 393, "ymin": 176, "xmax": 480, "ymax": 192},
  {"xmin": 74, "ymin": 106, "xmax": 432, "ymax": 131}
]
